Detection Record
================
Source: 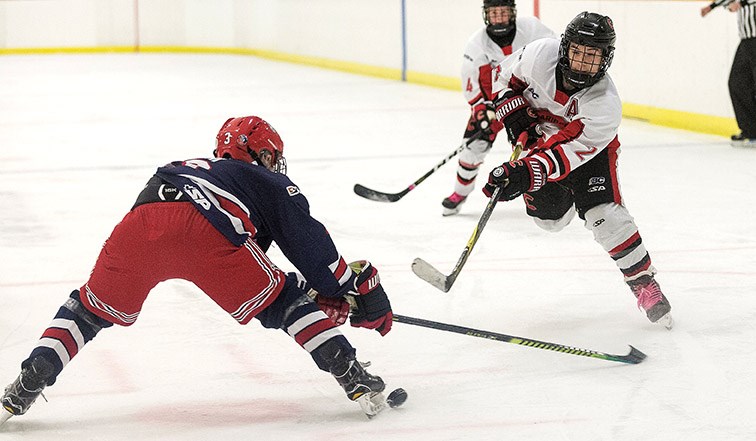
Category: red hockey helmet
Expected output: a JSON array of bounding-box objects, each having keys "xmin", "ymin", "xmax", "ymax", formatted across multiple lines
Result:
[{"xmin": 214, "ymin": 116, "xmax": 287, "ymax": 173}]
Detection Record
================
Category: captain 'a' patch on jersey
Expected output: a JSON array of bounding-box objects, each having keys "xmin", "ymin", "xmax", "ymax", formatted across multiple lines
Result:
[{"xmin": 565, "ymin": 99, "xmax": 578, "ymax": 119}]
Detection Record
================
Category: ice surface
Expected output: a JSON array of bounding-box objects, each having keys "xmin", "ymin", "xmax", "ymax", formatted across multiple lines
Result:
[{"xmin": 1, "ymin": 53, "xmax": 755, "ymax": 440}]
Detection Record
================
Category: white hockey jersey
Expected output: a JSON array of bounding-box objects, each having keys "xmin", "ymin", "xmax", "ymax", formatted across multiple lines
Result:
[
  {"xmin": 462, "ymin": 17, "xmax": 555, "ymax": 106},
  {"xmin": 493, "ymin": 38, "xmax": 623, "ymax": 183}
]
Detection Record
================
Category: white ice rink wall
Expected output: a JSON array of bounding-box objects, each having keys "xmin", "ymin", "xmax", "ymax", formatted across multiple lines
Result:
[{"xmin": 0, "ymin": 0, "xmax": 739, "ymax": 136}]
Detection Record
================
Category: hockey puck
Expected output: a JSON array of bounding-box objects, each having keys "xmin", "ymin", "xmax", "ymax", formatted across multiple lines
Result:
[{"xmin": 386, "ymin": 388, "xmax": 408, "ymax": 408}]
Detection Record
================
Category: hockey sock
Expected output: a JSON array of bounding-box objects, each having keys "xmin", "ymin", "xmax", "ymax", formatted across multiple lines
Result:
[
  {"xmin": 453, "ymin": 162, "xmax": 480, "ymax": 197},
  {"xmin": 453, "ymin": 138, "xmax": 491, "ymax": 197},
  {"xmin": 282, "ymin": 299, "xmax": 353, "ymax": 372},
  {"xmin": 255, "ymin": 277, "xmax": 354, "ymax": 372},
  {"xmin": 22, "ymin": 290, "xmax": 113, "ymax": 386}
]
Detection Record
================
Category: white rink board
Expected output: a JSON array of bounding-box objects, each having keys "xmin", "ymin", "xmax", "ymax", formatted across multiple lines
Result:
[{"xmin": 0, "ymin": 0, "xmax": 740, "ymax": 118}]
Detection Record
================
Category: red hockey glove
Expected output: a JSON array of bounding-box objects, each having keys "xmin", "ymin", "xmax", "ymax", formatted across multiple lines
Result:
[
  {"xmin": 472, "ymin": 102, "xmax": 504, "ymax": 141},
  {"xmin": 347, "ymin": 260, "xmax": 393, "ymax": 336},
  {"xmin": 289, "ymin": 272, "xmax": 350, "ymax": 326},
  {"xmin": 315, "ymin": 295, "xmax": 350, "ymax": 325},
  {"xmin": 493, "ymin": 91, "xmax": 538, "ymax": 145},
  {"xmin": 482, "ymin": 157, "xmax": 547, "ymax": 201}
]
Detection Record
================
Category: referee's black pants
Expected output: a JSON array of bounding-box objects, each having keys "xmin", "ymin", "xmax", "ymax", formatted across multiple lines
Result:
[{"xmin": 728, "ymin": 38, "xmax": 756, "ymax": 138}]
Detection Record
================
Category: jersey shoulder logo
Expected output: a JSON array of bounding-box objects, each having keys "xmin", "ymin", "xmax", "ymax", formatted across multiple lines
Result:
[{"xmin": 286, "ymin": 185, "xmax": 300, "ymax": 196}]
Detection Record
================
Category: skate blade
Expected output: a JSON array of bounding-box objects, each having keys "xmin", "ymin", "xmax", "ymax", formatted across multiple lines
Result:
[
  {"xmin": 356, "ymin": 392, "xmax": 387, "ymax": 419},
  {"xmin": 656, "ymin": 313, "xmax": 674, "ymax": 330},
  {"xmin": 0, "ymin": 409, "xmax": 13, "ymax": 427},
  {"xmin": 442, "ymin": 207, "xmax": 461, "ymax": 216}
]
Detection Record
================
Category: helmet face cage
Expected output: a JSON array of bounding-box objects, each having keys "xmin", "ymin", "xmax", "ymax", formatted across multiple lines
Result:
[
  {"xmin": 558, "ymin": 12, "xmax": 616, "ymax": 89},
  {"xmin": 482, "ymin": 0, "xmax": 516, "ymax": 36},
  {"xmin": 261, "ymin": 149, "xmax": 287, "ymax": 175},
  {"xmin": 214, "ymin": 116, "xmax": 286, "ymax": 174}
]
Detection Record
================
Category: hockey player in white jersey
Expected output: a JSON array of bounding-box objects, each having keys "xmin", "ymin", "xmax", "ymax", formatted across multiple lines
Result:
[
  {"xmin": 442, "ymin": 0, "xmax": 555, "ymax": 216},
  {"xmin": 481, "ymin": 12, "xmax": 673, "ymax": 327}
]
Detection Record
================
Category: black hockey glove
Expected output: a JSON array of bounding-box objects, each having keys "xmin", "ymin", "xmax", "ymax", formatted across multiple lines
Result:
[
  {"xmin": 493, "ymin": 90, "xmax": 538, "ymax": 145},
  {"xmin": 347, "ymin": 260, "xmax": 393, "ymax": 336},
  {"xmin": 482, "ymin": 158, "xmax": 547, "ymax": 201},
  {"xmin": 472, "ymin": 101, "xmax": 504, "ymax": 141}
]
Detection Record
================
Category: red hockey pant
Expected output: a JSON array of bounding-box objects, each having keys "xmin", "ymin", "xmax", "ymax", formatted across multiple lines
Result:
[{"xmin": 80, "ymin": 203, "xmax": 285, "ymax": 326}]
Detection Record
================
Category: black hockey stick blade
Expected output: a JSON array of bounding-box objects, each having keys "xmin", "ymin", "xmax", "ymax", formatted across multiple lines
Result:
[
  {"xmin": 393, "ymin": 314, "xmax": 647, "ymax": 364},
  {"xmin": 353, "ymin": 184, "xmax": 409, "ymax": 203},
  {"xmin": 353, "ymin": 134, "xmax": 483, "ymax": 203}
]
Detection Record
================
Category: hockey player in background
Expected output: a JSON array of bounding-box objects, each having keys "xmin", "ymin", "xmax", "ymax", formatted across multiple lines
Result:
[
  {"xmin": 441, "ymin": 0, "xmax": 555, "ymax": 216},
  {"xmin": 1, "ymin": 116, "xmax": 398, "ymax": 424},
  {"xmin": 480, "ymin": 12, "xmax": 673, "ymax": 327}
]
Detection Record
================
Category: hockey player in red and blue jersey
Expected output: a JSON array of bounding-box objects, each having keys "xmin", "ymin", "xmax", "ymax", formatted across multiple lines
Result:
[
  {"xmin": 0, "ymin": 116, "xmax": 398, "ymax": 424},
  {"xmin": 480, "ymin": 12, "xmax": 673, "ymax": 328}
]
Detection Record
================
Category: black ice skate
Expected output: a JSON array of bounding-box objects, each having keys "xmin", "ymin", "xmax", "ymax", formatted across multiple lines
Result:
[
  {"xmin": 442, "ymin": 192, "xmax": 467, "ymax": 216},
  {"xmin": 330, "ymin": 355, "xmax": 387, "ymax": 417},
  {"xmin": 628, "ymin": 275, "xmax": 673, "ymax": 329},
  {"xmin": 730, "ymin": 133, "xmax": 756, "ymax": 148},
  {"xmin": 1, "ymin": 356, "xmax": 54, "ymax": 424}
]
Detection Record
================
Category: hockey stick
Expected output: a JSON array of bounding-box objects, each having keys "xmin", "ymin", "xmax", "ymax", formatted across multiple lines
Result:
[
  {"xmin": 0, "ymin": 410, "xmax": 11, "ymax": 427},
  {"xmin": 393, "ymin": 314, "xmax": 647, "ymax": 364},
  {"xmin": 412, "ymin": 143, "xmax": 523, "ymax": 292},
  {"xmin": 353, "ymin": 133, "xmax": 483, "ymax": 203}
]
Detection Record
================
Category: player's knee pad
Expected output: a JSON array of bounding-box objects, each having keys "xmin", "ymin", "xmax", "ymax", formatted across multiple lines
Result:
[
  {"xmin": 583, "ymin": 203, "xmax": 638, "ymax": 252},
  {"xmin": 65, "ymin": 290, "xmax": 114, "ymax": 331},
  {"xmin": 533, "ymin": 205, "xmax": 576, "ymax": 232},
  {"xmin": 255, "ymin": 275, "xmax": 307, "ymax": 329}
]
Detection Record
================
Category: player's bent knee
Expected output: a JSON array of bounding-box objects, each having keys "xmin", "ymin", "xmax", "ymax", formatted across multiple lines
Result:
[
  {"xmin": 255, "ymin": 275, "xmax": 310, "ymax": 329},
  {"xmin": 532, "ymin": 205, "xmax": 576, "ymax": 232},
  {"xmin": 65, "ymin": 290, "xmax": 114, "ymax": 330},
  {"xmin": 583, "ymin": 203, "xmax": 637, "ymax": 250},
  {"xmin": 460, "ymin": 140, "xmax": 492, "ymax": 164}
]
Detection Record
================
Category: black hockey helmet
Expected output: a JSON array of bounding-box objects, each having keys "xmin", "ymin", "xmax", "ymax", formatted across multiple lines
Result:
[
  {"xmin": 558, "ymin": 11, "xmax": 616, "ymax": 89},
  {"xmin": 482, "ymin": 0, "xmax": 516, "ymax": 37}
]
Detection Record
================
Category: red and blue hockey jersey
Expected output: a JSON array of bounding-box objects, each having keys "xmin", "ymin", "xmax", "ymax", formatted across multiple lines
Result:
[{"xmin": 156, "ymin": 158, "xmax": 354, "ymax": 298}]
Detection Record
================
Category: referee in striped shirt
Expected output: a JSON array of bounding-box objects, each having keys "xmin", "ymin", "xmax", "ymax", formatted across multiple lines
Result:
[{"xmin": 702, "ymin": 0, "xmax": 756, "ymax": 145}]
